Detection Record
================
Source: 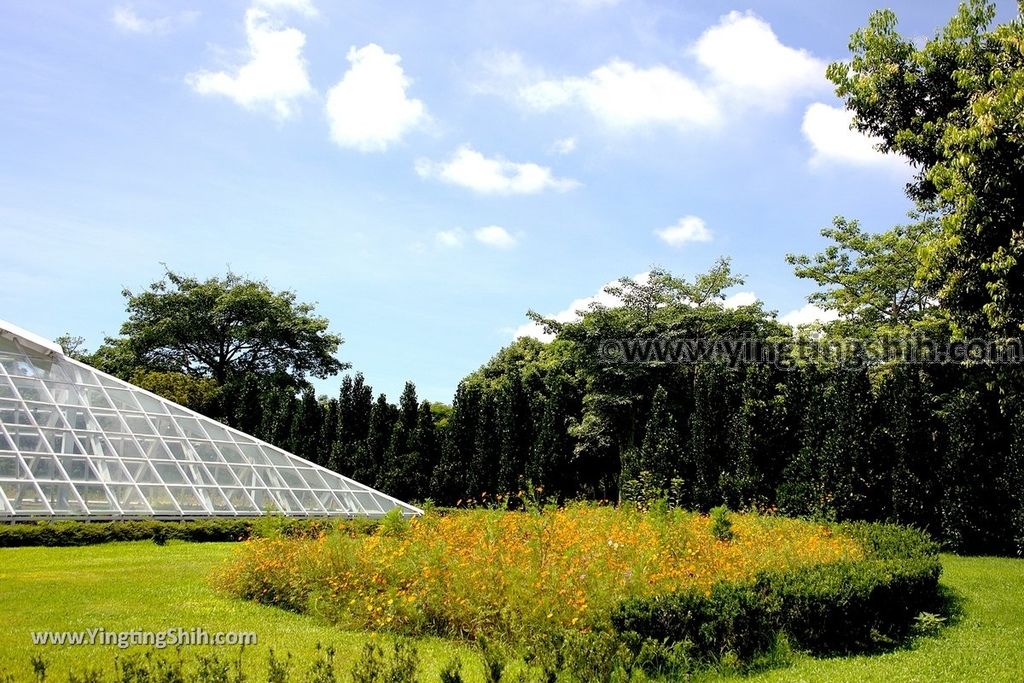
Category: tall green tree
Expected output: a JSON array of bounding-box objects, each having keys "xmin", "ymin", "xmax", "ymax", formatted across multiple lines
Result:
[
  {"xmin": 109, "ymin": 269, "xmax": 346, "ymax": 387},
  {"xmin": 829, "ymin": 1, "xmax": 1024, "ymax": 339}
]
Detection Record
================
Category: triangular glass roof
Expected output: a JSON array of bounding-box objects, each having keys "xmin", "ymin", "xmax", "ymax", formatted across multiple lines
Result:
[{"xmin": 0, "ymin": 320, "xmax": 421, "ymax": 519}]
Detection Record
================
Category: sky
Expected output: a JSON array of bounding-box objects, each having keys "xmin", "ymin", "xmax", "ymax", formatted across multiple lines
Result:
[{"xmin": 1, "ymin": 0, "xmax": 1017, "ymax": 403}]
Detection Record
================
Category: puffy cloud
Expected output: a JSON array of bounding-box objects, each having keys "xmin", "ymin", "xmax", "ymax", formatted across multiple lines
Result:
[
  {"xmin": 520, "ymin": 60, "xmax": 719, "ymax": 130},
  {"xmin": 779, "ymin": 303, "xmax": 840, "ymax": 327},
  {"xmin": 513, "ymin": 273, "xmax": 649, "ymax": 341},
  {"xmin": 654, "ymin": 216, "xmax": 712, "ymax": 247},
  {"xmin": 474, "ymin": 225, "xmax": 518, "ymax": 249},
  {"xmin": 435, "ymin": 228, "xmax": 465, "ymax": 248},
  {"xmin": 186, "ymin": 8, "xmax": 313, "ymax": 119},
  {"xmin": 551, "ymin": 136, "xmax": 577, "ymax": 155},
  {"xmin": 252, "ymin": 0, "xmax": 318, "ymax": 17},
  {"xmin": 723, "ymin": 291, "xmax": 758, "ymax": 308},
  {"xmin": 802, "ymin": 102, "xmax": 908, "ymax": 169},
  {"xmin": 415, "ymin": 145, "xmax": 579, "ymax": 194},
  {"xmin": 112, "ymin": 6, "xmax": 199, "ymax": 35},
  {"xmin": 325, "ymin": 44, "xmax": 427, "ymax": 152},
  {"xmin": 694, "ymin": 11, "xmax": 827, "ymax": 107}
]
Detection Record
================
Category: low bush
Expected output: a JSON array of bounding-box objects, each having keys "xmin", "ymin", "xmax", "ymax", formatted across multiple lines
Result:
[
  {"xmin": 610, "ymin": 523, "xmax": 942, "ymax": 669},
  {"xmin": 0, "ymin": 517, "xmax": 379, "ymax": 548}
]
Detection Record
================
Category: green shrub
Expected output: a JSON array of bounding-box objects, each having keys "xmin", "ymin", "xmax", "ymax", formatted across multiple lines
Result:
[
  {"xmin": 709, "ymin": 505, "xmax": 734, "ymax": 542},
  {"xmin": 610, "ymin": 522, "xmax": 942, "ymax": 669},
  {"xmin": 0, "ymin": 517, "xmax": 376, "ymax": 548},
  {"xmin": 349, "ymin": 639, "xmax": 419, "ymax": 683}
]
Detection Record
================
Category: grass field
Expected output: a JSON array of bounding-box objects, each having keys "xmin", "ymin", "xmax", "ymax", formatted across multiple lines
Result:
[{"xmin": 0, "ymin": 542, "xmax": 1021, "ymax": 681}]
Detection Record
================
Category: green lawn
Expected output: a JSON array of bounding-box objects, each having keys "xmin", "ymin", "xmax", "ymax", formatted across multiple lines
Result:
[
  {"xmin": 0, "ymin": 543, "xmax": 1021, "ymax": 682},
  {"xmin": 0, "ymin": 541, "xmax": 481, "ymax": 681}
]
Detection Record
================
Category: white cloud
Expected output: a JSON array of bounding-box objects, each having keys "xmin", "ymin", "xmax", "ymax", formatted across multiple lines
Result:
[
  {"xmin": 513, "ymin": 273, "xmax": 649, "ymax": 341},
  {"xmin": 252, "ymin": 0, "xmax": 318, "ymax": 17},
  {"xmin": 520, "ymin": 60, "xmax": 720, "ymax": 130},
  {"xmin": 694, "ymin": 11, "xmax": 827, "ymax": 107},
  {"xmin": 723, "ymin": 291, "xmax": 758, "ymax": 308},
  {"xmin": 325, "ymin": 44, "xmax": 426, "ymax": 152},
  {"xmin": 112, "ymin": 5, "xmax": 199, "ymax": 35},
  {"xmin": 780, "ymin": 303, "xmax": 840, "ymax": 327},
  {"xmin": 416, "ymin": 145, "xmax": 579, "ymax": 194},
  {"xmin": 186, "ymin": 8, "xmax": 313, "ymax": 119},
  {"xmin": 474, "ymin": 225, "xmax": 518, "ymax": 249},
  {"xmin": 654, "ymin": 216, "xmax": 712, "ymax": 247},
  {"xmin": 551, "ymin": 136, "xmax": 577, "ymax": 155},
  {"xmin": 802, "ymin": 103, "xmax": 908, "ymax": 169},
  {"xmin": 435, "ymin": 228, "xmax": 465, "ymax": 248}
]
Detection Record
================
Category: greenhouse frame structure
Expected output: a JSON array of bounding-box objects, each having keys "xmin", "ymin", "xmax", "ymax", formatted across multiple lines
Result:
[{"xmin": 0, "ymin": 319, "xmax": 421, "ymax": 520}]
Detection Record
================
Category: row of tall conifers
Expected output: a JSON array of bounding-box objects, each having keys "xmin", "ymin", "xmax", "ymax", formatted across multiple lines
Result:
[{"xmin": 219, "ymin": 341, "xmax": 1024, "ymax": 556}]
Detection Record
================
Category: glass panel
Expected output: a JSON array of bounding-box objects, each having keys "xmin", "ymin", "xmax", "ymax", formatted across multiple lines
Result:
[
  {"xmin": 270, "ymin": 489, "xmax": 300, "ymax": 513},
  {"xmin": 40, "ymin": 429, "xmax": 84, "ymax": 455},
  {"xmin": 201, "ymin": 422, "xmax": 231, "ymax": 442},
  {"xmin": 275, "ymin": 467, "xmax": 306, "ymax": 490},
  {"xmin": 1, "ymin": 356, "xmax": 37, "ymax": 377},
  {"xmin": 216, "ymin": 442, "xmax": 247, "ymax": 464},
  {"xmin": 105, "ymin": 388, "xmax": 141, "ymax": 412},
  {"xmin": 162, "ymin": 440, "xmax": 190, "ymax": 461},
  {"xmin": 136, "ymin": 485, "xmax": 180, "ymax": 514},
  {"xmin": 291, "ymin": 489, "xmax": 326, "ymax": 513},
  {"xmin": 102, "ymin": 435, "xmax": 143, "ymax": 459},
  {"xmin": 191, "ymin": 441, "xmax": 225, "ymax": 464},
  {"xmin": 0, "ymin": 454, "xmax": 20, "ymax": 478},
  {"xmin": 22, "ymin": 453, "xmax": 64, "ymax": 480},
  {"xmin": 61, "ymin": 406, "xmax": 96, "ymax": 430},
  {"xmin": 134, "ymin": 438, "xmax": 169, "ymax": 460},
  {"xmin": 195, "ymin": 487, "xmax": 232, "ymax": 512},
  {"xmin": 319, "ymin": 490, "xmax": 347, "ymax": 512},
  {"xmin": 231, "ymin": 465, "xmax": 265, "ymax": 488},
  {"xmin": 207, "ymin": 464, "xmax": 241, "ymax": 487},
  {"xmin": 0, "ymin": 431, "xmax": 11, "ymax": 451},
  {"xmin": 0, "ymin": 400, "xmax": 32, "ymax": 426},
  {"xmin": 0, "ymin": 481, "xmax": 48, "ymax": 512},
  {"xmin": 258, "ymin": 446, "xmax": 294, "ymax": 467},
  {"xmin": 354, "ymin": 492, "xmax": 385, "ymax": 513},
  {"xmin": 222, "ymin": 488, "xmax": 258, "ymax": 513},
  {"xmin": 12, "ymin": 377, "xmax": 47, "ymax": 402},
  {"xmin": 81, "ymin": 387, "xmax": 112, "ymax": 409},
  {"xmin": 88, "ymin": 457, "xmax": 132, "ymax": 484},
  {"xmin": 27, "ymin": 403, "xmax": 66, "ymax": 429},
  {"xmin": 38, "ymin": 482, "xmax": 86, "ymax": 514},
  {"xmin": 108, "ymin": 485, "xmax": 151, "ymax": 513},
  {"xmin": 150, "ymin": 416, "xmax": 181, "ymax": 438},
  {"xmin": 176, "ymin": 461, "xmax": 216, "ymax": 486},
  {"xmin": 60, "ymin": 363, "xmax": 101, "ymax": 386},
  {"xmin": 296, "ymin": 467, "xmax": 330, "ymax": 490},
  {"xmin": 44, "ymin": 381, "xmax": 82, "ymax": 406},
  {"xmin": 174, "ymin": 417, "xmax": 209, "ymax": 440},
  {"xmin": 92, "ymin": 412, "xmax": 128, "ymax": 433},
  {"xmin": 122, "ymin": 414, "xmax": 155, "ymax": 435},
  {"xmin": 0, "ymin": 377, "xmax": 15, "ymax": 399},
  {"xmin": 73, "ymin": 431, "xmax": 114, "ymax": 457},
  {"xmin": 73, "ymin": 484, "xmax": 117, "ymax": 512},
  {"xmin": 152, "ymin": 461, "xmax": 187, "ymax": 485},
  {"xmin": 123, "ymin": 460, "xmax": 162, "ymax": 485},
  {"xmin": 168, "ymin": 487, "xmax": 207, "ymax": 512},
  {"xmin": 11, "ymin": 428, "xmax": 45, "ymax": 453},
  {"xmin": 135, "ymin": 392, "xmax": 168, "ymax": 414},
  {"xmin": 236, "ymin": 444, "xmax": 273, "ymax": 466},
  {"xmin": 61, "ymin": 456, "xmax": 97, "ymax": 482},
  {"xmin": 249, "ymin": 489, "xmax": 283, "ymax": 513},
  {"xmin": 256, "ymin": 466, "xmax": 288, "ymax": 488}
]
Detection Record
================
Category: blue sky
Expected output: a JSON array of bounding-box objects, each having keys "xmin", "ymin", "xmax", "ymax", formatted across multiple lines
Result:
[{"xmin": 1, "ymin": 0, "xmax": 1015, "ymax": 402}]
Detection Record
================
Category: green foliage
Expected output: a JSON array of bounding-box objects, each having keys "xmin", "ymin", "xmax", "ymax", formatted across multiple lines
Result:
[
  {"xmin": 611, "ymin": 523, "xmax": 942, "ymax": 668},
  {"xmin": 0, "ymin": 517, "xmax": 372, "ymax": 549},
  {"xmin": 710, "ymin": 505, "xmax": 734, "ymax": 542},
  {"xmin": 828, "ymin": 1, "xmax": 1024, "ymax": 340},
  {"xmin": 786, "ymin": 216, "xmax": 943, "ymax": 337}
]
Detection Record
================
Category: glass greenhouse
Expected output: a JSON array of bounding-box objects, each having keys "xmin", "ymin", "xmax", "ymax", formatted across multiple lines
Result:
[{"xmin": 0, "ymin": 320, "xmax": 421, "ymax": 520}]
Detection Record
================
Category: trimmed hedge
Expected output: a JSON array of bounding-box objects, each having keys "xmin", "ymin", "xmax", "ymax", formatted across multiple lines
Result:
[
  {"xmin": 0, "ymin": 517, "xmax": 378, "ymax": 548},
  {"xmin": 610, "ymin": 523, "xmax": 942, "ymax": 666}
]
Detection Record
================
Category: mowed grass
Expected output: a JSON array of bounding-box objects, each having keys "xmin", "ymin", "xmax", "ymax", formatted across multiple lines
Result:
[
  {"xmin": 0, "ymin": 541, "xmax": 481, "ymax": 681},
  {"xmin": 0, "ymin": 542, "xmax": 1022, "ymax": 682}
]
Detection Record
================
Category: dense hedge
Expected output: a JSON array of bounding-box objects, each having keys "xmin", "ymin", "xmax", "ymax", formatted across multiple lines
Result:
[
  {"xmin": 611, "ymin": 523, "xmax": 942, "ymax": 666},
  {"xmin": 0, "ymin": 517, "xmax": 377, "ymax": 548}
]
